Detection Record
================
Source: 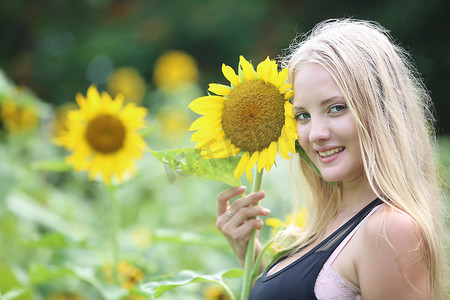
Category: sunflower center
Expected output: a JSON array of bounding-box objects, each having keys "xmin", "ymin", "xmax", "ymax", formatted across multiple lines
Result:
[
  {"xmin": 222, "ymin": 80, "xmax": 285, "ymax": 152},
  {"xmin": 85, "ymin": 114, "xmax": 126, "ymax": 154}
]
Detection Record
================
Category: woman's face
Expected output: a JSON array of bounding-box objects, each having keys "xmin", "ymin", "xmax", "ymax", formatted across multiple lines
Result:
[{"xmin": 292, "ymin": 64, "xmax": 364, "ymax": 183}]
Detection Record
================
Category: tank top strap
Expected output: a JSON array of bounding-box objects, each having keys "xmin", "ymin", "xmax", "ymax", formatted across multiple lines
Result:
[
  {"xmin": 311, "ymin": 198, "xmax": 383, "ymax": 255},
  {"xmin": 327, "ymin": 202, "xmax": 384, "ymax": 265}
]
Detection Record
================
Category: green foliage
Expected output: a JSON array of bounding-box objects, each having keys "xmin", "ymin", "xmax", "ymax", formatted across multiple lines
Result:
[
  {"xmin": 149, "ymin": 147, "xmax": 242, "ymax": 187},
  {"xmin": 141, "ymin": 269, "xmax": 243, "ymax": 298}
]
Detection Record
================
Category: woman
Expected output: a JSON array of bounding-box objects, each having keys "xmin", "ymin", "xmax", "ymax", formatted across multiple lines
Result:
[{"xmin": 216, "ymin": 19, "xmax": 448, "ymax": 299}]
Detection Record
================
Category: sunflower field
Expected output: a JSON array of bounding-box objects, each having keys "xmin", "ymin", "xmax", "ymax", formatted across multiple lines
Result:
[{"xmin": 0, "ymin": 1, "xmax": 449, "ymax": 300}]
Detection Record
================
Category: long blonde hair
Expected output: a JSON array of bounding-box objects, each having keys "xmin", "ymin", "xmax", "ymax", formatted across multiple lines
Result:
[{"xmin": 277, "ymin": 19, "xmax": 448, "ymax": 298}]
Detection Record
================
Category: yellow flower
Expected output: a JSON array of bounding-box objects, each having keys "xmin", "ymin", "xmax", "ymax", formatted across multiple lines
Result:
[
  {"xmin": 188, "ymin": 56, "xmax": 297, "ymax": 182},
  {"xmin": 156, "ymin": 105, "xmax": 191, "ymax": 142},
  {"xmin": 118, "ymin": 261, "xmax": 144, "ymax": 290},
  {"xmin": 203, "ymin": 285, "xmax": 231, "ymax": 300},
  {"xmin": 266, "ymin": 206, "xmax": 307, "ymax": 232},
  {"xmin": 154, "ymin": 50, "xmax": 198, "ymax": 89},
  {"xmin": 54, "ymin": 85, "xmax": 148, "ymax": 185},
  {"xmin": 266, "ymin": 207, "xmax": 307, "ymax": 252},
  {"xmin": 107, "ymin": 67, "xmax": 146, "ymax": 103},
  {"xmin": 1, "ymin": 98, "xmax": 39, "ymax": 134}
]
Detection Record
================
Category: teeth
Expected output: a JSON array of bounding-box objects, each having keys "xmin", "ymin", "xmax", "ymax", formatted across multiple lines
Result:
[{"xmin": 318, "ymin": 147, "xmax": 344, "ymax": 157}]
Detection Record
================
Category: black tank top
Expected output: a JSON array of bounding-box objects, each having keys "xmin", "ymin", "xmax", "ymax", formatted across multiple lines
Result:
[{"xmin": 248, "ymin": 198, "xmax": 382, "ymax": 300}]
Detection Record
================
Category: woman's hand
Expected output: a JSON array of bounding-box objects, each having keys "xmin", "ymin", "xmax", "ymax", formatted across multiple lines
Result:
[{"xmin": 216, "ymin": 186, "xmax": 271, "ymax": 268}]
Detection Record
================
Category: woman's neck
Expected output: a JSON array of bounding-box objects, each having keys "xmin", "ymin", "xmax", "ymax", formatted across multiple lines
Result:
[{"xmin": 339, "ymin": 172, "xmax": 377, "ymax": 216}]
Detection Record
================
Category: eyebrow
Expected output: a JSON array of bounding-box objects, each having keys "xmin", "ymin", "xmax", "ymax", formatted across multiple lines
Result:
[{"xmin": 293, "ymin": 96, "xmax": 346, "ymax": 111}]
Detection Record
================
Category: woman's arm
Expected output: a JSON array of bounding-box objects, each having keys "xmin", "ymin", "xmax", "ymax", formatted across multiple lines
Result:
[{"xmin": 216, "ymin": 186, "xmax": 271, "ymax": 268}]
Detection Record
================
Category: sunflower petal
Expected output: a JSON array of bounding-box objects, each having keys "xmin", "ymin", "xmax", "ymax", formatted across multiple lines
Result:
[
  {"xmin": 222, "ymin": 64, "xmax": 240, "ymax": 86},
  {"xmin": 284, "ymin": 101, "xmax": 295, "ymax": 117},
  {"xmin": 257, "ymin": 57, "xmax": 276, "ymax": 82},
  {"xmin": 239, "ymin": 56, "xmax": 257, "ymax": 81},
  {"xmin": 284, "ymin": 89, "xmax": 294, "ymax": 100},
  {"xmin": 188, "ymin": 114, "xmax": 222, "ymax": 131},
  {"xmin": 265, "ymin": 141, "xmax": 277, "ymax": 172},
  {"xmin": 246, "ymin": 151, "xmax": 259, "ymax": 182},
  {"xmin": 279, "ymin": 83, "xmax": 292, "ymax": 95},
  {"xmin": 257, "ymin": 148, "xmax": 268, "ymax": 172},
  {"xmin": 266, "ymin": 217, "xmax": 284, "ymax": 228},
  {"xmin": 208, "ymin": 83, "xmax": 231, "ymax": 96},
  {"xmin": 188, "ymin": 96, "xmax": 224, "ymax": 115},
  {"xmin": 273, "ymin": 68, "xmax": 289, "ymax": 87},
  {"xmin": 201, "ymin": 139, "xmax": 240, "ymax": 159},
  {"xmin": 234, "ymin": 152, "xmax": 250, "ymax": 180},
  {"xmin": 278, "ymin": 130, "xmax": 291, "ymax": 159}
]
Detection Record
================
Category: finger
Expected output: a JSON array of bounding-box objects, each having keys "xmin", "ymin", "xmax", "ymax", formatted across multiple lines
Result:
[
  {"xmin": 227, "ymin": 218, "xmax": 265, "ymax": 242},
  {"xmin": 228, "ymin": 190, "xmax": 266, "ymax": 214},
  {"xmin": 227, "ymin": 205, "xmax": 270, "ymax": 228},
  {"xmin": 216, "ymin": 186, "xmax": 246, "ymax": 217}
]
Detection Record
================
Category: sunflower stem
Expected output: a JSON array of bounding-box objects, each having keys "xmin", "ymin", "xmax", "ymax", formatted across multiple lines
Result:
[
  {"xmin": 108, "ymin": 184, "xmax": 120, "ymax": 284},
  {"xmin": 241, "ymin": 169, "xmax": 264, "ymax": 300}
]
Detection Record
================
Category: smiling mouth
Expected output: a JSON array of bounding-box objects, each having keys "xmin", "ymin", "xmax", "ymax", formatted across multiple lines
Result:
[{"xmin": 318, "ymin": 147, "xmax": 345, "ymax": 158}]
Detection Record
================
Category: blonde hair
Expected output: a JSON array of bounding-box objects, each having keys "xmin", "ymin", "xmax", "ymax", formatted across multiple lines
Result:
[{"xmin": 277, "ymin": 19, "xmax": 448, "ymax": 298}]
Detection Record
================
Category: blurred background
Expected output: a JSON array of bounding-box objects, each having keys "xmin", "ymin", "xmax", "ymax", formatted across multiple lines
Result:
[{"xmin": 0, "ymin": 0, "xmax": 448, "ymax": 299}]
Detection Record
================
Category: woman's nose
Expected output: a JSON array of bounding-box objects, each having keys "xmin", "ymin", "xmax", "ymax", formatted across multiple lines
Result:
[{"xmin": 308, "ymin": 118, "xmax": 330, "ymax": 143}]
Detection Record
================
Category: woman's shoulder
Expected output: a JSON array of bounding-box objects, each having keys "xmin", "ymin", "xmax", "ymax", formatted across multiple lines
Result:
[
  {"xmin": 355, "ymin": 204, "xmax": 429, "ymax": 298},
  {"xmin": 362, "ymin": 203, "xmax": 420, "ymax": 246}
]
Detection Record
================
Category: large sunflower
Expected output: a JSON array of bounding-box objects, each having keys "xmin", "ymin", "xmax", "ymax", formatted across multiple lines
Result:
[
  {"xmin": 55, "ymin": 85, "xmax": 148, "ymax": 185},
  {"xmin": 188, "ymin": 56, "xmax": 297, "ymax": 182}
]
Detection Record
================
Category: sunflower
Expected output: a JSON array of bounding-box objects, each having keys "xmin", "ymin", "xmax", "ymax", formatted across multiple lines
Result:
[
  {"xmin": 54, "ymin": 85, "xmax": 148, "ymax": 185},
  {"xmin": 118, "ymin": 261, "xmax": 144, "ymax": 289},
  {"xmin": 107, "ymin": 67, "xmax": 146, "ymax": 103},
  {"xmin": 153, "ymin": 50, "xmax": 198, "ymax": 89},
  {"xmin": 188, "ymin": 56, "xmax": 297, "ymax": 182},
  {"xmin": 1, "ymin": 98, "xmax": 39, "ymax": 134}
]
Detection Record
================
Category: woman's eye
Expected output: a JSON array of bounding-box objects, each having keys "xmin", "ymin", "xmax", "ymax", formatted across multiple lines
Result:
[
  {"xmin": 329, "ymin": 104, "xmax": 347, "ymax": 114},
  {"xmin": 295, "ymin": 112, "xmax": 310, "ymax": 121}
]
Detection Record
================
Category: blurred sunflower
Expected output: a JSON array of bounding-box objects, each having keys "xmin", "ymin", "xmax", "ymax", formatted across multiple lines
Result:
[
  {"xmin": 153, "ymin": 50, "xmax": 198, "ymax": 89},
  {"xmin": 266, "ymin": 207, "xmax": 307, "ymax": 252},
  {"xmin": 54, "ymin": 85, "xmax": 148, "ymax": 185},
  {"xmin": 101, "ymin": 260, "xmax": 144, "ymax": 289},
  {"xmin": 203, "ymin": 285, "xmax": 231, "ymax": 300},
  {"xmin": 266, "ymin": 207, "xmax": 307, "ymax": 232},
  {"xmin": 156, "ymin": 105, "xmax": 191, "ymax": 142},
  {"xmin": 117, "ymin": 261, "xmax": 144, "ymax": 289},
  {"xmin": 107, "ymin": 67, "xmax": 146, "ymax": 103},
  {"xmin": 188, "ymin": 56, "xmax": 297, "ymax": 182},
  {"xmin": 0, "ymin": 98, "xmax": 39, "ymax": 134}
]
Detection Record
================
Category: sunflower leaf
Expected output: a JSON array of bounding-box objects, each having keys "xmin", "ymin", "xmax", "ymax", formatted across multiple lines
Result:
[
  {"xmin": 140, "ymin": 269, "xmax": 243, "ymax": 297},
  {"xmin": 149, "ymin": 147, "xmax": 242, "ymax": 186},
  {"xmin": 295, "ymin": 141, "xmax": 338, "ymax": 187}
]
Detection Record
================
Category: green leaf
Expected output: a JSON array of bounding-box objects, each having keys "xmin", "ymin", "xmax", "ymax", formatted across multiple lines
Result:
[
  {"xmin": 29, "ymin": 159, "xmax": 72, "ymax": 172},
  {"xmin": 24, "ymin": 232, "xmax": 70, "ymax": 249},
  {"xmin": 295, "ymin": 141, "xmax": 338, "ymax": 187},
  {"xmin": 153, "ymin": 228, "xmax": 229, "ymax": 248},
  {"xmin": 0, "ymin": 288, "xmax": 26, "ymax": 300},
  {"xmin": 140, "ymin": 269, "xmax": 243, "ymax": 298},
  {"xmin": 149, "ymin": 147, "xmax": 241, "ymax": 186},
  {"xmin": 28, "ymin": 263, "xmax": 74, "ymax": 285}
]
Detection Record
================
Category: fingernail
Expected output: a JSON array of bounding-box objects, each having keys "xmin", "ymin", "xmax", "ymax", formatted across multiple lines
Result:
[{"xmin": 264, "ymin": 208, "xmax": 271, "ymax": 214}]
